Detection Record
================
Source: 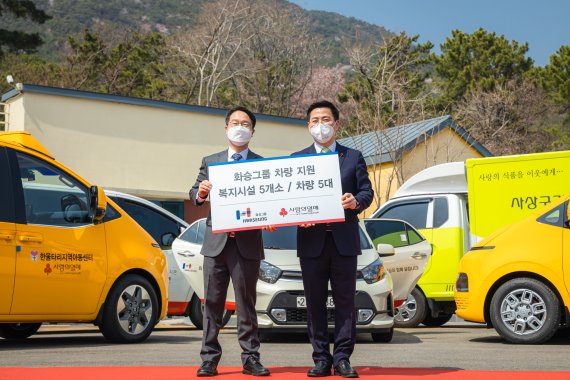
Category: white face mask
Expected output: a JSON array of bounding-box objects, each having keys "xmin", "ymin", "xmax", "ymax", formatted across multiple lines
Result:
[
  {"xmin": 227, "ymin": 125, "xmax": 252, "ymax": 146},
  {"xmin": 310, "ymin": 123, "xmax": 335, "ymax": 144}
]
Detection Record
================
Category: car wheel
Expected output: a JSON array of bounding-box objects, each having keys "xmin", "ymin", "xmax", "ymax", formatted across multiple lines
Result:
[
  {"xmin": 99, "ymin": 274, "xmax": 159, "ymax": 343},
  {"xmin": 0, "ymin": 323, "xmax": 42, "ymax": 339},
  {"xmin": 422, "ymin": 313, "xmax": 453, "ymax": 327},
  {"xmin": 394, "ymin": 288, "xmax": 427, "ymax": 328},
  {"xmin": 188, "ymin": 294, "xmax": 233, "ymax": 330},
  {"xmin": 371, "ymin": 327, "xmax": 393, "ymax": 342},
  {"xmin": 490, "ymin": 278, "xmax": 560, "ymax": 344}
]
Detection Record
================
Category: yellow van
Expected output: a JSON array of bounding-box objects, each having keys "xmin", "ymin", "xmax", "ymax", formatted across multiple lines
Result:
[
  {"xmin": 455, "ymin": 192, "xmax": 570, "ymax": 344},
  {"xmin": 0, "ymin": 132, "xmax": 168, "ymax": 343},
  {"xmin": 374, "ymin": 150, "xmax": 570, "ymax": 328}
]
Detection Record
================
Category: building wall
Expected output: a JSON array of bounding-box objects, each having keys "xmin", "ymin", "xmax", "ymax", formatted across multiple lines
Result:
[
  {"xmin": 362, "ymin": 128, "xmax": 484, "ymax": 216},
  {"xmin": 402, "ymin": 128, "xmax": 483, "ymax": 179},
  {"xmin": 5, "ymin": 88, "xmax": 486, "ymax": 223},
  {"xmin": 6, "ymin": 90, "xmax": 312, "ymax": 203},
  {"xmin": 363, "ymin": 160, "xmax": 396, "ymax": 218},
  {"xmin": 3, "ymin": 98, "xmax": 26, "ymax": 132}
]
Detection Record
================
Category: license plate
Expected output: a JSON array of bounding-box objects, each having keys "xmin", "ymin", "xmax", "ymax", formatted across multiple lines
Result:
[{"xmin": 296, "ymin": 296, "xmax": 335, "ymax": 308}]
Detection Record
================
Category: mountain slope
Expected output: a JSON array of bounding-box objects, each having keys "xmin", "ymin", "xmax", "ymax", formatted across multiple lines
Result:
[{"xmin": 1, "ymin": 0, "xmax": 389, "ymax": 64}]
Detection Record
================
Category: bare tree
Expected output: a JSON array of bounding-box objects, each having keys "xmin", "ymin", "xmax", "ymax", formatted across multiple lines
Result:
[
  {"xmin": 454, "ymin": 79, "xmax": 556, "ymax": 156},
  {"xmin": 229, "ymin": 0, "xmax": 321, "ymax": 116},
  {"xmin": 167, "ymin": 0, "xmax": 255, "ymax": 106},
  {"xmin": 339, "ymin": 33, "xmax": 435, "ymax": 205},
  {"xmin": 161, "ymin": 0, "xmax": 323, "ymax": 112},
  {"xmin": 293, "ymin": 64, "xmax": 347, "ymax": 119}
]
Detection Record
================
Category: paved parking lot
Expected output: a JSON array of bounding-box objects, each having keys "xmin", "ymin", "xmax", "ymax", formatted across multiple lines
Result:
[{"xmin": 1, "ymin": 316, "xmax": 570, "ymax": 371}]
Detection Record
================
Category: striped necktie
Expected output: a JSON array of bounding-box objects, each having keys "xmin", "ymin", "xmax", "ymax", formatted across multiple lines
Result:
[
  {"xmin": 320, "ymin": 147, "xmax": 331, "ymax": 153},
  {"xmin": 231, "ymin": 153, "xmax": 243, "ymax": 161}
]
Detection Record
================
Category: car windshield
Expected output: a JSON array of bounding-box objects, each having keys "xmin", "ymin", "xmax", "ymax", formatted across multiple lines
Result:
[{"xmin": 262, "ymin": 225, "xmax": 372, "ymax": 250}]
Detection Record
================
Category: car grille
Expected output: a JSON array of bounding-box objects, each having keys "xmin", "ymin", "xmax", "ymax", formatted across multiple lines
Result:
[
  {"xmin": 287, "ymin": 309, "xmax": 335, "ymax": 323},
  {"xmin": 281, "ymin": 270, "xmax": 364, "ymax": 281},
  {"xmin": 266, "ymin": 290, "xmax": 382, "ymax": 325}
]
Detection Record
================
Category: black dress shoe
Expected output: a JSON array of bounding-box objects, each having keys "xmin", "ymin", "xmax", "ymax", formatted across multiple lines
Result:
[
  {"xmin": 197, "ymin": 360, "xmax": 218, "ymax": 377},
  {"xmin": 308, "ymin": 361, "xmax": 332, "ymax": 377},
  {"xmin": 333, "ymin": 359, "xmax": 358, "ymax": 378},
  {"xmin": 242, "ymin": 356, "xmax": 270, "ymax": 376}
]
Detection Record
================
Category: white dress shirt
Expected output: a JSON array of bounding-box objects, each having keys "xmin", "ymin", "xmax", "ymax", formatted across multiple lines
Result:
[
  {"xmin": 314, "ymin": 141, "xmax": 337, "ymax": 153},
  {"xmin": 227, "ymin": 147, "xmax": 249, "ymax": 161}
]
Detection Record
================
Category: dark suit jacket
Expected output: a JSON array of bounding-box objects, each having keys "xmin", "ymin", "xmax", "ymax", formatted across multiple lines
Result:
[
  {"xmin": 189, "ymin": 149, "xmax": 264, "ymax": 260},
  {"xmin": 292, "ymin": 143, "xmax": 373, "ymax": 258}
]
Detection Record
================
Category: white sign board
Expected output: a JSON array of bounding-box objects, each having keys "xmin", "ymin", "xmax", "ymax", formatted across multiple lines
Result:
[{"xmin": 209, "ymin": 153, "xmax": 345, "ymax": 233}]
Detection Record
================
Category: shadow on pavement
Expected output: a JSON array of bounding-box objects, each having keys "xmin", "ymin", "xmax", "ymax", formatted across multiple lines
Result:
[{"xmin": 0, "ymin": 327, "xmax": 199, "ymax": 351}]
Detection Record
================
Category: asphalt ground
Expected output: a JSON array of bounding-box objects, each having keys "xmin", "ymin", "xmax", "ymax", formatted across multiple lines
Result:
[{"xmin": 1, "ymin": 316, "xmax": 570, "ymax": 371}]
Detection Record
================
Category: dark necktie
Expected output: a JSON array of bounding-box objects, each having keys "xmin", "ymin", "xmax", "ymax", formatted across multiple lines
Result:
[{"xmin": 231, "ymin": 153, "xmax": 243, "ymax": 161}]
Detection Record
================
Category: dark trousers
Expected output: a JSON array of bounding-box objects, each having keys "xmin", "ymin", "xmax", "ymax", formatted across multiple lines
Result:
[
  {"xmin": 200, "ymin": 238, "xmax": 261, "ymax": 364},
  {"xmin": 300, "ymin": 232, "xmax": 357, "ymax": 367}
]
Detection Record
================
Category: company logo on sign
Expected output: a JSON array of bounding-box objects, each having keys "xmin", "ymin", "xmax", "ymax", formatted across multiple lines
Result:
[
  {"xmin": 30, "ymin": 250, "xmax": 38, "ymax": 262},
  {"xmin": 235, "ymin": 208, "xmax": 268, "ymax": 224},
  {"xmin": 279, "ymin": 208, "xmax": 288, "ymax": 217},
  {"xmin": 288, "ymin": 205, "xmax": 319, "ymax": 216},
  {"xmin": 236, "ymin": 208, "xmax": 252, "ymax": 220}
]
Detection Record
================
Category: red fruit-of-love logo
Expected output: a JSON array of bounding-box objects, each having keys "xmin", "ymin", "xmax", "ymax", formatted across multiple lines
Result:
[
  {"xmin": 279, "ymin": 208, "xmax": 288, "ymax": 217},
  {"xmin": 44, "ymin": 263, "xmax": 52, "ymax": 275}
]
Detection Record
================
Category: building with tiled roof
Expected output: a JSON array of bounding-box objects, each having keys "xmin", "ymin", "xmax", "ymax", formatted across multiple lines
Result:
[{"xmin": 338, "ymin": 115, "xmax": 492, "ymax": 215}]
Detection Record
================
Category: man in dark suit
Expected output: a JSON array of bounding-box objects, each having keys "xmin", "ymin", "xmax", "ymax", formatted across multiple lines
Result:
[
  {"xmin": 293, "ymin": 100, "xmax": 374, "ymax": 378},
  {"xmin": 190, "ymin": 106, "xmax": 270, "ymax": 377}
]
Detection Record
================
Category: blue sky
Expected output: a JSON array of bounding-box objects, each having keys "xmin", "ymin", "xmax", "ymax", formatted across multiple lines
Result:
[{"xmin": 289, "ymin": 0, "xmax": 570, "ymax": 67}]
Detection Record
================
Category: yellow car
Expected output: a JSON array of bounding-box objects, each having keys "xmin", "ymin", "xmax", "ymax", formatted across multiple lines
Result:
[
  {"xmin": 455, "ymin": 193, "xmax": 570, "ymax": 344},
  {"xmin": 0, "ymin": 132, "xmax": 168, "ymax": 343}
]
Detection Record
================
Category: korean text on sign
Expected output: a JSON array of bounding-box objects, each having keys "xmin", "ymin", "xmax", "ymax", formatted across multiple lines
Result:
[{"xmin": 208, "ymin": 153, "xmax": 344, "ymax": 233}]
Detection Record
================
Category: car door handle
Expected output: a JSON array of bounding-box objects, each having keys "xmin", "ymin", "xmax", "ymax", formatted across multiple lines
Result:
[
  {"xmin": 19, "ymin": 235, "xmax": 43, "ymax": 243},
  {"xmin": 411, "ymin": 252, "xmax": 427, "ymax": 259},
  {"xmin": 177, "ymin": 250, "xmax": 195, "ymax": 257},
  {"xmin": 0, "ymin": 233, "xmax": 13, "ymax": 241}
]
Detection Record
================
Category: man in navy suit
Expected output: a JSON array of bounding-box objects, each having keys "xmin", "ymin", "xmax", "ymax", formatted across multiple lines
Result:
[
  {"xmin": 292, "ymin": 100, "xmax": 373, "ymax": 378},
  {"xmin": 190, "ymin": 106, "xmax": 270, "ymax": 377}
]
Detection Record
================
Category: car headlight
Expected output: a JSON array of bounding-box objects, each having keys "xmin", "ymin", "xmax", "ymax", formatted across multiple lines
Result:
[
  {"xmin": 259, "ymin": 260, "xmax": 282, "ymax": 284},
  {"xmin": 360, "ymin": 258, "xmax": 386, "ymax": 284}
]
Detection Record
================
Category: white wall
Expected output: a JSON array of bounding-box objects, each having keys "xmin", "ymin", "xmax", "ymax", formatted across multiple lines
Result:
[{"xmin": 7, "ymin": 90, "xmax": 312, "ymax": 200}]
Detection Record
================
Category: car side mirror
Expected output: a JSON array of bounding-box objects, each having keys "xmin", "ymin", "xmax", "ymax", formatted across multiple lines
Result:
[
  {"xmin": 377, "ymin": 243, "xmax": 395, "ymax": 257},
  {"xmin": 161, "ymin": 232, "xmax": 176, "ymax": 248},
  {"xmin": 89, "ymin": 185, "xmax": 107, "ymax": 223}
]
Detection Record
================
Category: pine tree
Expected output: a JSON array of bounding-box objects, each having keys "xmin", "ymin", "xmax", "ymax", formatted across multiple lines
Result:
[
  {"xmin": 0, "ymin": 0, "xmax": 51, "ymax": 59},
  {"xmin": 432, "ymin": 28, "xmax": 533, "ymax": 109}
]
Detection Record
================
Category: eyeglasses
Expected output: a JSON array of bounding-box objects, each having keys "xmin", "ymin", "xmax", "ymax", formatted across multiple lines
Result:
[{"xmin": 229, "ymin": 121, "xmax": 252, "ymax": 129}]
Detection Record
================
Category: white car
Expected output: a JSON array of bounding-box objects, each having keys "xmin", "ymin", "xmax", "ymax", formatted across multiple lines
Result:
[
  {"xmin": 172, "ymin": 218, "xmax": 429, "ymax": 342},
  {"xmin": 104, "ymin": 190, "xmax": 233, "ymax": 328},
  {"xmin": 363, "ymin": 219, "xmax": 432, "ymax": 325}
]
